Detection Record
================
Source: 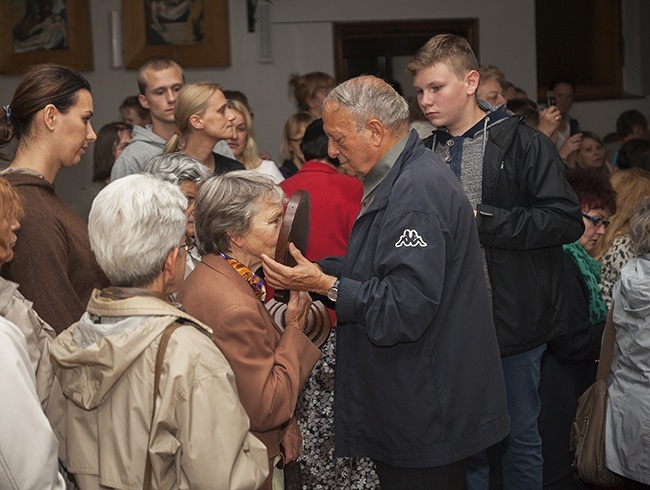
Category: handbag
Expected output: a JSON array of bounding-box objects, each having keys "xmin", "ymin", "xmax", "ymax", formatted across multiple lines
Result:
[{"xmin": 570, "ymin": 308, "xmax": 622, "ymax": 487}]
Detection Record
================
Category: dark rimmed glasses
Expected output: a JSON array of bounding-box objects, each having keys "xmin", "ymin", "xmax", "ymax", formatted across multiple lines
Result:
[{"xmin": 582, "ymin": 213, "xmax": 610, "ymax": 229}]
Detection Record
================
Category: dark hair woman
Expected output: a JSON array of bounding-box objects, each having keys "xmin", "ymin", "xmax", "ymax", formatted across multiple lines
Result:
[
  {"xmin": 539, "ymin": 167, "xmax": 617, "ymax": 487},
  {"xmin": 0, "ymin": 63, "xmax": 108, "ymax": 333}
]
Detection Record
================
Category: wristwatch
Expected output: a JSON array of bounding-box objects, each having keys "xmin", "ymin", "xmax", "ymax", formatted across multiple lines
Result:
[{"xmin": 326, "ymin": 279, "xmax": 340, "ymax": 302}]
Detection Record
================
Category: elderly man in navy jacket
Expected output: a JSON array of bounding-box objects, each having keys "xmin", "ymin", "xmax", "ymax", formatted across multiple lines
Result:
[{"xmin": 262, "ymin": 75, "xmax": 509, "ymax": 490}]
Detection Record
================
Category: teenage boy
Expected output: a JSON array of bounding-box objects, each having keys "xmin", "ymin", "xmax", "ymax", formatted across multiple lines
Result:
[
  {"xmin": 111, "ymin": 56, "xmax": 234, "ymax": 180},
  {"xmin": 408, "ymin": 34, "xmax": 584, "ymax": 490}
]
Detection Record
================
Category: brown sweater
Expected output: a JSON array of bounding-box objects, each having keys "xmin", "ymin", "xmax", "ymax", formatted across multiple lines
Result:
[{"xmin": 1, "ymin": 170, "xmax": 108, "ymax": 334}]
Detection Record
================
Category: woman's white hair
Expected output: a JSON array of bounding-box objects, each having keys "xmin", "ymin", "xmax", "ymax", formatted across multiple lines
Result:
[
  {"xmin": 145, "ymin": 152, "xmax": 212, "ymax": 184},
  {"xmin": 88, "ymin": 174, "xmax": 187, "ymax": 287}
]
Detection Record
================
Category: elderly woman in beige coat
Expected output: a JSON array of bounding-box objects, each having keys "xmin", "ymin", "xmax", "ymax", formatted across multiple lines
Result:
[
  {"xmin": 48, "ymin": 174, "xmax": 269, "ymax": 489},
  {"xmin": 176, "ymin": 171, "xmax": 321, "ymax": 489}
]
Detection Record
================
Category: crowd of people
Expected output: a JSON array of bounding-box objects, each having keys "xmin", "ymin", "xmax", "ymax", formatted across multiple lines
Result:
[{"xmin": 0, "ymin": 31, "xmax": 649, "ymax": 490}]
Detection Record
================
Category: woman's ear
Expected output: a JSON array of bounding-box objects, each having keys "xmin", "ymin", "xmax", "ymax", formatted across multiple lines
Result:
[
  {"xmin": 189, "ymin": 114, "xmax": 203, "ymax": 130},
  {"xmin": 163, "ymin": 247, "xmax": 180, "ymax": 281},
  {"xmin": 228, "ymin": 231, "xmax": 245, "ymax": 249},
  {"xmin": 43, "ymin": 104, "xmax": 58, "ymax": 131}
]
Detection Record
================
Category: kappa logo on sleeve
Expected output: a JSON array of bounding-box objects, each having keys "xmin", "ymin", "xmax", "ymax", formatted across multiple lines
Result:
[{"xmin": 395, "ymin": 229, "xmax": 428, "ymax": 248}]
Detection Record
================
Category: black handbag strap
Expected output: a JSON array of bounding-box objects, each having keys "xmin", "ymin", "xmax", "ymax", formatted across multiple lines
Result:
[
  {"xmin": 596, "ymin": 308, "xmax": 616, "ymax": 381},
  {"xmin": 143, "ymin": 322, "xmax": 185, "ymax": 490}
]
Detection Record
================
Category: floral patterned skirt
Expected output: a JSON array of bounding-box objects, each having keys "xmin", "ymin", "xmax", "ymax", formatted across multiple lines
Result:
[{"xmin": 296, "ymin": 328, "xmax": 380, "ymax": 489}]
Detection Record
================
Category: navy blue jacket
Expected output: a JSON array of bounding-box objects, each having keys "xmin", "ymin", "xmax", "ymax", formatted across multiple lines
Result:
[{"xmin": 319, "ymin": 131, "xmax": 509, "ymax": 468}]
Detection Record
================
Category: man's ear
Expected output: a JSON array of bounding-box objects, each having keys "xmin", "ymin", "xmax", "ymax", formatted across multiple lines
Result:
[
  {"xmin": 43, "ymin": 104, "xmax": 57, "ymax": 131},
  {"xmin": 367, "ymin": 119, "xmax": 385, "ymax": 146},
  {"xmin": 138, "ymin": 93, "xmax": 150, "ymax": 110},
  {"xmin": 466, "ymin": 70, "xmax": 480, "ymax": 96}
]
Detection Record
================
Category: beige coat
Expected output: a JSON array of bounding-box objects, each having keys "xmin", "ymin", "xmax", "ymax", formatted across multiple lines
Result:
[
  {"xmin": 47, "ymin": 290, "xmax": 269, "ymax": 490},
  {"xmin": 0, "ymin": 276, "xmax": 56, "ymax": 409}
]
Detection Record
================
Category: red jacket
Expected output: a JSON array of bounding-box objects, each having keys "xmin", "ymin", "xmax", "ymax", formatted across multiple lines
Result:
[{"xmin": 280, "ymin": 161, "xmax": 362, "ymax": 261}]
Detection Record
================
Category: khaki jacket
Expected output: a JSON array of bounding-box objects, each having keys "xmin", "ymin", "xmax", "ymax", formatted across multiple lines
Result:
[{"xmin": 47, "ymin": 290, "xmax": 269, "ymax": 490}]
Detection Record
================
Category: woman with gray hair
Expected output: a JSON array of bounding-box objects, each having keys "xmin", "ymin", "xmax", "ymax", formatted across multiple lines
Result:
[
  {"xmin": 606, "ymin": 198, "xmax": 650, "ymax": 489},
  {"xmin": 145, "ymin": 151, "xmax": 212, "ymax": 275},
  {"xmin": 176, "ymin": 171, "xmax": 321, "ymax": 489},
  {"xmin": 48, "ymin": 173, "xmax": 269, "ymax": 489}
]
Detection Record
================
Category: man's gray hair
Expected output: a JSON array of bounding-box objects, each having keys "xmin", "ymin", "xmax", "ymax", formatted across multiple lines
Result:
[
  {"xmin": 195, "ymin": 171, "xmax": 285, "ymax": 256},
  {"xmin": 145, "ymin": 152, "xmax": 212, "ymax": 184},
  {"xmin": 324, "ymin": 75, "xmax": 409, "ymax": 132},
  {"xmin": 629, "ymin": 198, "xmax": 650, "ymax": 255},
  {"xmin": 88, "ymin": 174, "xmax": 187, "ymax": 287}
]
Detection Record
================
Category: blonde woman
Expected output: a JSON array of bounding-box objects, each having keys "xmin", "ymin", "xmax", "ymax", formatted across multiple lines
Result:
[
  {"xmin": 279, "ymin": 111, "xmax": 316, "ymax": 178},
  {"xmin": 569, "ymin": 131, "xmax": 613, "ymax": 176},
  {"xmin": 164, "ymin": 82, "xmax": 244, "ymax": 175},
  {"xmin": 590, "ymin": 168, "xmax": 650, "ymax": 307},
  {"xmin": 227, "ymin": 99, "xmax": 284, "ymax": 184}
]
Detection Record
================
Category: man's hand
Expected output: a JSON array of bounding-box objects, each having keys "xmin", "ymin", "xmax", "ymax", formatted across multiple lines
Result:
[{"xmin": 262, "ymin": 243, "xmax": 336, "ymax": 295}]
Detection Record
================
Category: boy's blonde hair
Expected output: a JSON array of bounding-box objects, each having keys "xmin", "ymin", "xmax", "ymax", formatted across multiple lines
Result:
[{"xmin": 407, "ymin": 34, "xmax": 479, "ymax": 80}]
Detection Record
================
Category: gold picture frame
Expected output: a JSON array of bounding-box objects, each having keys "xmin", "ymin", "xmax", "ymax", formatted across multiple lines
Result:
[
  {"xmin": 122, "ymin": 0, "xmax": 231, "ymax": 69},
  {"xmin": 0, "ymin": 0, "xmax": 93, "ymax": 74}
]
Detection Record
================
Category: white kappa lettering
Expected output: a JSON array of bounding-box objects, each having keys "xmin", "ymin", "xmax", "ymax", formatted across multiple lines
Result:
[{"xmin": 395, "ymin": 229, "xmax": 427, "ymax": 247}]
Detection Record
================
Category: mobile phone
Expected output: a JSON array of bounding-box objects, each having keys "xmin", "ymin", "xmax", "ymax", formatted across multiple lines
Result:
[{"xmin": 547, "ymin": 91, "xmax": 557, "ymax": 107}]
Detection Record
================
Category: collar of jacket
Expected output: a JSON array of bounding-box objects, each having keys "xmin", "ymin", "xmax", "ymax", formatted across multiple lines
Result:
[
  {"xmin": 0, "ymin": 276, "xmax": 19, "ymax": 312},
  {"xmin": 86, "ymin": 288, "xmax": 213, "ymax": 336},
  {"xmin": 360, "ymin": 129, "xmax": 425, "ymax": 217}
]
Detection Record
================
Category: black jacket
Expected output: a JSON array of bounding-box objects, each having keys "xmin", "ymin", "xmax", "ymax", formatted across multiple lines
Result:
[
  {"xmin": 319, "ymin": 132, "xmax": 509, "ymax": 467},
  {"xmin": 428, "ymin": 116, "xmax": 584, "ymax": 356},
  {"xmin": 538, "ymin": 253, "xmax": 603, "ymax": 484}
]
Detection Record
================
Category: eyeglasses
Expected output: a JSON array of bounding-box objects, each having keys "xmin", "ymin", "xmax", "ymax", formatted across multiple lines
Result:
[
  {"xmin": 582, "ymin": 213, "xmax": 610, "ymax": 229},
  {"xmin": 178, "ymin": 237, "xmax": 194, "ymax": 253}
]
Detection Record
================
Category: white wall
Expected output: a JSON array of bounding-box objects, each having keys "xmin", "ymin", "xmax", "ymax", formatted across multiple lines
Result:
[{"xmin": 1, "ymin": 0, "xmax": 648, "ymax": 203}]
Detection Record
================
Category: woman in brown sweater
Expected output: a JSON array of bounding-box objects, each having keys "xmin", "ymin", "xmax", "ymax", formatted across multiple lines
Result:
[{"xmin": 0, "ymin": 64, "xmax": 108, "ymax": 334}]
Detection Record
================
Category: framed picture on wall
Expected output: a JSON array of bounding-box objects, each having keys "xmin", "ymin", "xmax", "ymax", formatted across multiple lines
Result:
[
  {"xmin": 0, "ymin": 0, "xmax": 93, "ymax": 74},
  {"xmin": 122, "ymin": 0, "xmax": 231, "ymax": 69}
]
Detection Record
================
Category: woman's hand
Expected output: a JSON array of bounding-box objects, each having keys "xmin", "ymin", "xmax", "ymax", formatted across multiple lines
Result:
[
  {"xmin": 280, "ymin": 418, "xmax": 302, "ymax": 464},
  {"xmin": 559, "ymin": 132, "xmax": 583, "ymax": 161},
  {"xmin": 284, "ymin": 290, "xmax": 312, "ymax": 332}
]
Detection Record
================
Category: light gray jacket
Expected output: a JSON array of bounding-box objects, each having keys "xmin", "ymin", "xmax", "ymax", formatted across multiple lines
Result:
[
  {"xmin": 606, "ymin": 254, "xmax": 650, "ymax": 484},
  {"xmin": 110, "ymin": 125, "xmax": 235, "ymax": 181}
]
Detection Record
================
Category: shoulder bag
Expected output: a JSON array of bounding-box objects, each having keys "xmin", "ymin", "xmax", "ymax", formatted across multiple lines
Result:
[{"xmin": 570, "ymin": 308, "xmax": 622, "ymax": 487}]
